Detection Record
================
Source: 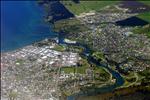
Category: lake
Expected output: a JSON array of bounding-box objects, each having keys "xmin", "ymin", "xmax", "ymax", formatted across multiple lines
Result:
[
  {"xmin": 116, "ymin": 16, "xmax": 149, "ymax": 26},
  {"xmin": 1, "ymin": 1, "xmax": 56, "ymax": 52}
]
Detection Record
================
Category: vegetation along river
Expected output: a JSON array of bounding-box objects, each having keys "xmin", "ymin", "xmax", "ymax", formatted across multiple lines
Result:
[{"xmin": 58, "ymin": 36, "xmax": 124, "ymax": 100}]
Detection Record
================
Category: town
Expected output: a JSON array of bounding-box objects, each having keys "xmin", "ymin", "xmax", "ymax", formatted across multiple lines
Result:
[
  {"xmin": 1, "ymin": 38, "xmax": 114, "ymax": 100},
  {"xmin": 1, "ymin": 1, "xmax": 150, "ymax": 100}
]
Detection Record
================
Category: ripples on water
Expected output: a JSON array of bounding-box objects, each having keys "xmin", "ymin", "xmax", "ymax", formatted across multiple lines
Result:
[
  {"xmin": 1, "ymin": 0, "xmax": 75, "ymax": 52},
  {"xmin": 1, "ymin": 1, "xmax": 56, "ymax": 52}
]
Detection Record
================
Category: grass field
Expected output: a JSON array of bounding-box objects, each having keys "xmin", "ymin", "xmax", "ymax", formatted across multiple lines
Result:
[
  {"xmin": 52, "ymin": 44, "xmax": 66, "ymax": 52},
  {"xmin": 15, "ymin": 59, "xmax": 24, "ymax": 65},
  {"xmin": 61, "ymin": 67, "xmax": 75, "ymax": 74},
  {"xmin": 138, "ymin": 1, "xmax": 150, "ymax": 6},
  {"xmin": 137, "ymin": 12, "xmax": 150, "ymax": 23},
  {"xmin": 92, "ymin": 51, "xmax": 104, "ymax": 61},
  {"xmin": 54, "ymin": 18, "xmax": 88, "ymax": 33},
  {"xmin": 61, "ymin": 66, "xmax": 89, "ymax": 74},
  {"xmin": 132, "ymin": 24, "xmax": 150, "ymax": 38},
  {"xmin": 61, "ymin": 57, "xmax": 110, "ymax": 78},
  {"xmin": 61, "ymin": 66, "xmax": 88, "ymax": 74},
  {"xmin": 62, "ymin": 1, "xmax": 119, "ymax": 15},
  {"xmin": 61, "ymin": 58, "xmax": 90, "ymax": 74},
  {"xmin": 121, "ymin": 72, "xmax": 137, "ymax": 87},
  {"xmin": 135, "ymin": 0, "xmax": 150, "ymax": 22},
  {"xmin": 61, "ymin": 65, "xmax": 110, "ymax": 81}
]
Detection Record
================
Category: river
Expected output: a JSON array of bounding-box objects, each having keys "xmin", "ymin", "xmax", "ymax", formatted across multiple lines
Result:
[
  {"xmin": 2, "ymin": 1, "xmax": 125, "ymax": 99},
  {"xmin": 58, "ymin": 37, "xmax": 124, "ymax": 100}
]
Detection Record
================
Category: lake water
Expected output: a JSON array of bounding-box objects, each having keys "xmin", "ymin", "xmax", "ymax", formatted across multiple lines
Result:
[
  {"xmin": 116, "ymin": 16, "xmax": 149, "ymax": 26},
  {"xmin": 1, "ymin": 1, "xmax": 56, "ymax": 52}
]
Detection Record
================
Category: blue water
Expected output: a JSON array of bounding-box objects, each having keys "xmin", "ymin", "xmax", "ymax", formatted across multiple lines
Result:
[
  {"xmin": 116, "ymin": 16, "xmax": 149, "ymax": 26},
  {"xmin": 1, "ymin": 1, "xmax": 56, "ymax": 52},
  {"xmin": 58, "ymin": 37, "xmax": 124, "ymax": 100}
]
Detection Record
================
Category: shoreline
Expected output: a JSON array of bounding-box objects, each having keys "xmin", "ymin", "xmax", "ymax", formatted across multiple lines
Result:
[
  {"xmin": 76, "ymin": 84, "xmax": 150, "ymax": 100},
  {"xmin": 2, "ymin": 1, "xmax": 150, "ymax": 100},
  {"xmin": 1, "ymin": 35, "xmax": 58, "ymax": 53}
]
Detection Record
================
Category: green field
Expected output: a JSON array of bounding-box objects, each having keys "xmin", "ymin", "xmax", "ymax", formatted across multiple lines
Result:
[
  {"xmin": 61, "ymin": 57, "xmax": 110, "ymax": 79},
  {"xmin": 121, "ymin": 72, "xmax": 137, "ymax": 87},
  {"xmin": 54, "ymin": 18, "xmax": 88, "ymax": 33},
  {"xmin": 61, "ymin": 67, "xmax": 75, "ymax": 74},
  {"xmin": 52, "ymin": 44, "xmax": 66, "ymax": 52},
  {"xmin": 61, "ymin": 66, "xmax": 89, "ymax": 74},
  {"xmin": 138, "ymin": 1, "xmax": 150, "ymax": 6},
  {"xmin": 136, "ymin": 0, "xmax": 150, "ymax": 22},
  {"xmin": 61, "ymin": 66, "xmax": 88, "ymax": 74},
  {"xmin": 137, "ymin": 12, "xmax": 150, "ymax": 23},
  {"xmin": 132, "ymin": 24, "xmax": 150, "ymax": 38},
  {"xmin": 61, "ymin": 58, "xmax": 90, "ymax": 74},
  {"xmin": 138, "ymin": 69, "xmax": 150, "ymax": 86},
  {"xmin": 92, "ymin": 51, "xmax": 104, "ymax": 61},
  {"xmin": 138, "ymin": 69, "xmax": 150, "ymax": 78},
  {"xmin": 15, "ymin": 59, "xmax": 24, "ymax": 65},
  {"xmin": 62, "ymin": 1, "xmax": 119, "ymax": 15},
  {"xmin": 61, "ymin": 65, "xmax": 110, "ymax": 81}
]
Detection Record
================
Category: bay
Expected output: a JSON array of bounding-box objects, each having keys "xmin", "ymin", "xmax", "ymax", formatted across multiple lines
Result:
[{"xmin": 1, "ymin": 1, "xmax": 56, "ymax": 52}]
